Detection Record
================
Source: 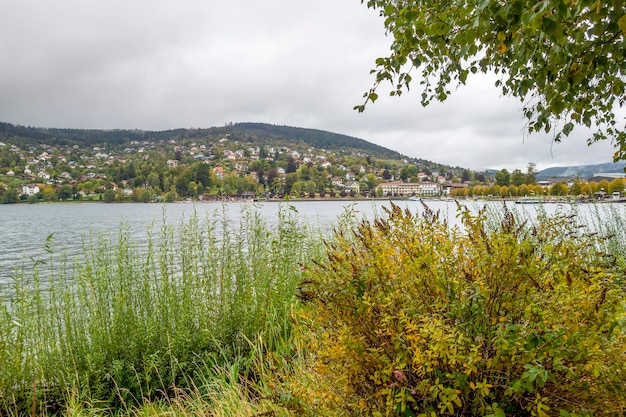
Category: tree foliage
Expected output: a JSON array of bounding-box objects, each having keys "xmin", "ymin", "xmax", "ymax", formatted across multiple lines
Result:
[
  {"xmin": 495, "ymin": 168, "xmax": 510, "ymax": 186},
  {"xmin": 0, "ymin": 188, "xmax": 18, "ymax": 204},
  {"xmin": 357, "ymin": 0, "xmax": 626, "ymax": 160},
  {"xmin": 297, "ymin": 203, "xmax": 626, "ymax": 416}
]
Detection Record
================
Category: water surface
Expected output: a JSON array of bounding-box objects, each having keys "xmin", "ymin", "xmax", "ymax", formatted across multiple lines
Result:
[{"xmin": 1, "ymin": 199, "xmax": 619, "ymax": 282}]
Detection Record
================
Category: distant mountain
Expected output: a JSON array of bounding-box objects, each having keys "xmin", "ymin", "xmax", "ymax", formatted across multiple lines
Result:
[
  {"xmin": 537, "ymin": 161, "xmax": 626, "ymax": 180},
  {"xmin": 0, "ymin": 121, "xmax": 402, "ymax": 160}
]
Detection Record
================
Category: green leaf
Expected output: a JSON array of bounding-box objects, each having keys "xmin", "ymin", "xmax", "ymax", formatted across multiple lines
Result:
[
  {"xmin": 520, "ymin": 78, "xmax": 534, "ymax": 93},
  {"xmin": 429, "ymin": 21, "xmax": 449, "ymax": 36},
  {"xmin": 542, "ymin": 17, "xmax": 557, "ymax": 34},
  {"xmin": 404, "ymin": 10, "xmax": 418, "ymax": 22},
  {"xmin": 459, "ymin": 70, "xmax": 468, "ymax": 84},
  {"xmin": 521, "ymin": 12, "xmax": 534, "ymax": 25},
  {"xmin": 563, "ymin": 122, "xmax": 574, "ymax": 136},
  {"xmin": 383, "ymin": 4, "xmax": 395, "ymax": 16},
  {"xmin": 551, "ymin": 99, "xmax": 566, "ymax": 114},
  {"xmin": 618, "ymin": 13, "xmax": 626, "ymax": 35}
]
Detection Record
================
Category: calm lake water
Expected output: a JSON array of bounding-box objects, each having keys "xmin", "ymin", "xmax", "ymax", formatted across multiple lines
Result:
[{"xmin": 0, "ymin": 199, "xmax": 622, "ymax": 282}]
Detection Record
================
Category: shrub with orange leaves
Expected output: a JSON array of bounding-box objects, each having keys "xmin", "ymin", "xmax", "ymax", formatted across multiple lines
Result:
[{"xmin": 296, "ymin": 202, "xmax": 626, "ymax": 416}]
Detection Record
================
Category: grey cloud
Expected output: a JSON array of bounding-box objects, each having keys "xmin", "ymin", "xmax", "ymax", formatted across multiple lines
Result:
[{"xmin": 0, "ymin": 0, "xmax": 619, "ymax": 170}]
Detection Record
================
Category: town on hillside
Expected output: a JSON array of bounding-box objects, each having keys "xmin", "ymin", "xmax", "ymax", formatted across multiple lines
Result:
[{"xmin": 0, "ymin": 131, "xmax": 625, "ymax": 204}]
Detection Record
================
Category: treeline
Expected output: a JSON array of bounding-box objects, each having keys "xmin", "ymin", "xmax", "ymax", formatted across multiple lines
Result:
[
  {"xmin": 452, "ymin": 178, "xmax": 625, "ymax": 198},
  {"xmin": 1, "ymin": 151, "xmax": 393, "ymax": 204}
]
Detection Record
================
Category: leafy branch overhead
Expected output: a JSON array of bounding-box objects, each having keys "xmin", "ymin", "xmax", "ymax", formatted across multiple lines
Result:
[{"xmin": 356, "ymin": 0, "xmax": 626, "ymax": 160}]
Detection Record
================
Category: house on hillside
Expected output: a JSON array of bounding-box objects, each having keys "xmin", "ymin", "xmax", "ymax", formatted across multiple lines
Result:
[
  {"xmin": 214, "ymin": 166, "xmax": 225, "ymax": 179},
  {"xmin": 22, "ymin": 184, "xmax": 40, "ymax": 196},
  {"xmin": 344, "ymin": 181, "xmax": 360, "ymax": 194},
  {"xmin": 331, "ymin": 177, "xmax": 344, "ymax": 187}
]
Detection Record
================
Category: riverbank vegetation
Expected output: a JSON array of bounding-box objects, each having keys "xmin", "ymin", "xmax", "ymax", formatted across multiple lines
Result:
[
  {"xmin": 1, "ymin": 202, "xmax": 625, "ymax": 416},
  {"xmin": 3, "ymin": 121, "xmax": 624, "ymax": 206},
  {"xmin": 0, "ymin": 204, "xmax": 326, "ymax": 415}
]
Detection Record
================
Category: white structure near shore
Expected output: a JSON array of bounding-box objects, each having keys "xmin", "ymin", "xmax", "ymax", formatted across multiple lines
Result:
[
  {"xmin": 377, "ymin": 181, "xmax": 442, "ymax": 197},
  {"xmin": 21, "ymin": 184, "xmax": 40, "ymax": 196}
]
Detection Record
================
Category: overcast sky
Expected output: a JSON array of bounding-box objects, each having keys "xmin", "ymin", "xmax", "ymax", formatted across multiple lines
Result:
[{"xmin": 0, "ymin": 1, "xmax": 621, "ymax": 172}]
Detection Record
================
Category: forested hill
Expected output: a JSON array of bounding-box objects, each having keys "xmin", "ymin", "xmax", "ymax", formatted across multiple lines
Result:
[
  {"xmin": 0, "ymin": 121, "xmax": 402, "ymax": 159},
  {"xmin": 231, "ymin": 123, "xmax": 401, "ymax": 158}
]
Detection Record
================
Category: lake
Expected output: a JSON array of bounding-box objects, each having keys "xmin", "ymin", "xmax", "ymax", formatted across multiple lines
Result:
[{"xmin": 1, "ymin": 199, "xmax": 622, "ymax": 283}]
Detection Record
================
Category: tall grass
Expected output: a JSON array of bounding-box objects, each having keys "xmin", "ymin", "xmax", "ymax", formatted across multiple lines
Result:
[
  {"xmin": 0, "ymin": 204, "xmax": 324, "ymax": 414},
  {"xmin": 481, "ymin": 201, "xmax": 626, "ymax": 266}
]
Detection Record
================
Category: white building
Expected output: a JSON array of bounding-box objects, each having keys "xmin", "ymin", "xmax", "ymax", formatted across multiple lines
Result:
[
  {"xmin": 21, "ymin": 184, "xmax": 40, "ymax": 196},
  {"xmin": 344, "ymin": 181, "xmax": 360, "ymax": 194},
  {"xmin": 377, "ymin": 181, "xmax": 442, "ymax": 197}
]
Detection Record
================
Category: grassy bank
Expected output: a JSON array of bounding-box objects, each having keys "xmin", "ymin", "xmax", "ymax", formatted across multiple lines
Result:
[
  {"xmin": 1, "ymin": 202, "xmax": 625, "ymax": 416},
  {"xmin": 0, "ymin": 204, "xmax": 326, "ymax": 415}
]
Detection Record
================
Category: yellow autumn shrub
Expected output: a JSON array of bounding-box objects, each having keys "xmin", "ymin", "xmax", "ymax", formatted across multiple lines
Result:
[{"xmin": 295, "ymin": 203, "xmax": 626, "ymax": 416}]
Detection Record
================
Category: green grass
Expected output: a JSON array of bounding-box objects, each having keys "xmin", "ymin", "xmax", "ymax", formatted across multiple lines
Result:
[{"xmin": 0, "ymin": 204, "xmax": 324, "ymax": 415}]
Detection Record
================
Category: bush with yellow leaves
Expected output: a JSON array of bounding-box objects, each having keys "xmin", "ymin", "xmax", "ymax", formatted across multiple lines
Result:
[{"xmin": 296, "ymin": 203, "xmax": 626, "ymax": 416}]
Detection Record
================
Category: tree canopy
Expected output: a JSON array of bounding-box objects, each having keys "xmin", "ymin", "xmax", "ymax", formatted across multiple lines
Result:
[{"xmin": 357, "ymin": 0, "xmax": 626, "ymax": 160}]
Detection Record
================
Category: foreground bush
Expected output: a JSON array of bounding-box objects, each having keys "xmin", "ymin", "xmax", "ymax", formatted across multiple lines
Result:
[{"xmin": 296, "ymin": 203, "xmax": 626, "ymax": 416}]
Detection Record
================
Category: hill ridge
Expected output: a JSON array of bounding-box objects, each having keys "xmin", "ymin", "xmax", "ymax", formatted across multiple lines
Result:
[
  {"xmin": 0, "ymin": 121, "xmax": 403, "ymax": 160},
  {"xmin": 537, "ymin": 161, "xmax": 626, "ymax": 179}
]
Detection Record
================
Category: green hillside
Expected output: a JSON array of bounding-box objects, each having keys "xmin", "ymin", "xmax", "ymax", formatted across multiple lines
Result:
[
  {"xmin": 230, "ymin": 122, "xmax": 401, "ymax": 158},
  {"xmin": 0, "ymin": 121, "xmax": 401, "ymax": 159}
]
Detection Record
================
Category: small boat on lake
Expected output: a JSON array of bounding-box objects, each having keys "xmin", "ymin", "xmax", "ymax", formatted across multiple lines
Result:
[{"xmin": 515, "ymin": 197, "xmax": 543, "ymax": 204}]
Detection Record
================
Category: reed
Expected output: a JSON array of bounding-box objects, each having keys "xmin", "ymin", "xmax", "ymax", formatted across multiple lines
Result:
[
  {"xmin": 480, "ymin": 201, "xmax": 626, "ymax": 268},
  {"xmin": 0, "ymin": 204, "xmax": 324, "ymax": 414}
]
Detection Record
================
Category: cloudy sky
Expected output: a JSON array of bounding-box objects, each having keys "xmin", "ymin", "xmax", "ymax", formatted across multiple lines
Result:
[{"xmin": 0, "ymin": 1, "xmax": 621, "ymax": 171}]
